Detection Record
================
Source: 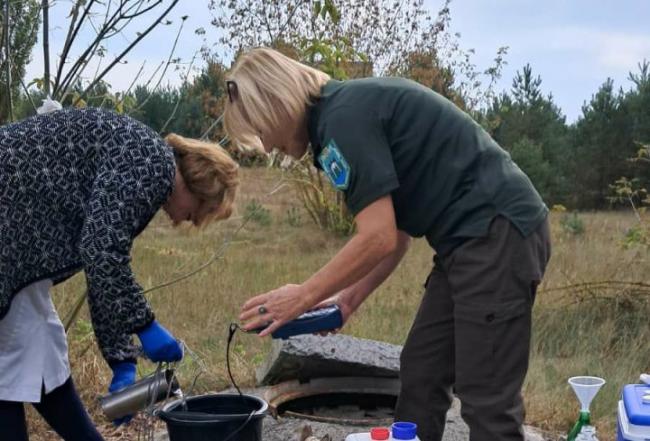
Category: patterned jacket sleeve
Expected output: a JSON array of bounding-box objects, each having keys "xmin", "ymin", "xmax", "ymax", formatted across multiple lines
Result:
[{"xmin": 79, "ymin": 164, "xmax": 171, "ymax": 365}]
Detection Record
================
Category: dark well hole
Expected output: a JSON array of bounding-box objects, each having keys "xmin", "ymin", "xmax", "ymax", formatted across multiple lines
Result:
[{"xmin": 277, "ymin": 392, "xmax": 396, "ymax": 419}]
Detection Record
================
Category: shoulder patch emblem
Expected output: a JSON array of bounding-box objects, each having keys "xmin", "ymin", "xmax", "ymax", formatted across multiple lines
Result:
[{"xmin": 318, "ymin": 139, "xmax": 350, "ymax": 190}]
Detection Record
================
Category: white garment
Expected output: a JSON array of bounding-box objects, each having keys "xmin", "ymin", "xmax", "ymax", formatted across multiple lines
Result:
[
  {"xmin": 36, "ymin": 97, "xmax": 62, "ymax": 114},
  {"xmin": 0, "ymin": 280, "xmax": 70, "ymax": 403}
]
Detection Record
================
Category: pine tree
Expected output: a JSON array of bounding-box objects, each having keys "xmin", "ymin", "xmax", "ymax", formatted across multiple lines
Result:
[
  {"xmin": 484, "ymin": 64, "xmax": 569, "ymax": 204},
  {"xmin": 573, "ymin": 79, "xmax": 633, "ymax": 208}
]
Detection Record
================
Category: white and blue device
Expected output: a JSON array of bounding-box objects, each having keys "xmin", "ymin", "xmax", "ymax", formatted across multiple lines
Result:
[
  {"xmin": 252, "ymin": 305, "xmax": 343, "ymax": 339},
  {"xmin": 617, "ymin": 384, "xmax": 650, "ymax": 441}
]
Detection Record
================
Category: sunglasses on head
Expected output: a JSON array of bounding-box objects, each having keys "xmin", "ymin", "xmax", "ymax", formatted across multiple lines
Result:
[{"xmin": 226, "ymin": 80, "xmax": 238, "ymax": 103}]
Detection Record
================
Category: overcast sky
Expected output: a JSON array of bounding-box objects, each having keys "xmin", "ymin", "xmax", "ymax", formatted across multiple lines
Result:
[{"xmin": 25, "ymin": 0, "xmax": 650, "ymax": 123}]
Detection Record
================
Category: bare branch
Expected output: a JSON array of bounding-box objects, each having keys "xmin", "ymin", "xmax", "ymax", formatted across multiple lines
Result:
[
  {"xmin": 200, "ymin": 114, "xmax": 223, "ymax": 141},
  {"xmin": 75, "ymin": 0, "xmax": 181, "ymax": 105},
  {"xmin": 121, "ymin": 0, "xmax": 162, "ymax": 20},
  {"xmin": 18, "ymin": 75, "xmax": 38, "ymax": 113},
  {"xmin": 42, "ymin": 0, "xmax": 50, "ymax": 96},
  {"xmin": 56, "ymin": 1, "xmax": 137, "ymax": 97},
  {"xmin": 104, "ymin": 2, "xmax": 138, "ymax": 40},
  {"xmin": 55, "ymin": 3, "xmax": 124, "ymax": 97},
  {"xmin": 55, "ymin": 0, "xmax": 86, "ymax": 93},
  {"xmin": 115, "ymin": 59, "xmax": 145, "ymax": 108},
  {"xmin": 260, "ymin": 2, "xmax": 276, "ymax": 43},
  {"xmin": 160, "ymin": 49, "xmax": 199, "ymax": 133},
  {"xmin": 63, "ymin": 289, "xmax": 88, "ymax": 332},
  {"xmin": 276, "ymin": 0, "xmax": 303, "ymax": 42},
  {"xmin": 53, "ymin": 0, "xmax": 98, "ymax": 95},
  {"xmin": 140, "ymin": 179, "xmax": 287, "ymax": 296},
  {"xmin": 127, "ymin": 59, "xmax": 165, "ymax": 111},
  {"xmin": 131, "ymin": 18, "xmax": 186, "ymax": 112},
  {"xmin": 58, "ymin": 43, "xmax": 100, "ymax": 104}
]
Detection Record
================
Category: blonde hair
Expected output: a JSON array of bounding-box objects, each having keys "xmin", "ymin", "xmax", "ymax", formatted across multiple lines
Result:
[
  {"xmin": 165, "ymin": 133, "xmax": 239, "ymax": 226},
  {"xmin": 223, "ymin": 47, "xmax": 330, "ymax": 149}
]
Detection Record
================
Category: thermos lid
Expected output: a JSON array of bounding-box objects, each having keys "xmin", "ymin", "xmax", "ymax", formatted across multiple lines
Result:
[{"xmin": 391, "ymin": 422, "xmax": 418, "ymax": 440}]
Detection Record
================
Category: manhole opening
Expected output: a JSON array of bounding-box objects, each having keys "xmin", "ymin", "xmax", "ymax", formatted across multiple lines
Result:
[{"xmin": 277, "ymin": 392, "xmax": 396, "ymax": 420}]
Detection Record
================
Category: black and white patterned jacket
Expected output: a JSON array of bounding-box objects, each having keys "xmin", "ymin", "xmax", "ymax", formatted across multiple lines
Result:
[{"xmin": 0, "ymin": 107, "xmax": 175, "ymax": 364}]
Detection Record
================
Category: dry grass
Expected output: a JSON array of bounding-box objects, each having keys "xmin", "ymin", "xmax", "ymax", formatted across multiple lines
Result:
[
  {"xmin": 27, "ymin": 167, "xmax": 648, "ymax": 440},
  {"xmin": 525, "ymin": 212, "xmax": 649, "ymax": 440}
]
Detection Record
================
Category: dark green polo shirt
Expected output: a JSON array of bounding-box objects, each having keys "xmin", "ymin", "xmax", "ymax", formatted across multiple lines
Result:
[{"xmin": 307, "ymin": 78, "xmax": 548, "ymax": 256}]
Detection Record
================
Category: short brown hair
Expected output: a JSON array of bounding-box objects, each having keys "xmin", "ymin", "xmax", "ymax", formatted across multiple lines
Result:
[{"xmin": 165, "ymin": 133, "xmax": 239, "ymax": 226}]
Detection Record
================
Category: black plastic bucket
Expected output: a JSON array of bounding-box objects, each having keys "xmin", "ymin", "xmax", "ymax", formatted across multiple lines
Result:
[{"xmin": 158, "ymin": 394, "xmax": 267, "ymax": 441}]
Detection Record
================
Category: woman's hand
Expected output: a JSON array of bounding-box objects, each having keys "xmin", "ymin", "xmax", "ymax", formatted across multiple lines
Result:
[
  {"xmin": 312, "ymin": 292, "xmax": 354, "ymax": 335},
  {"xmin": 136, "ymin": 321, "xmax": 183, "ymax": 362},
  {"xmin": 108, "ymin": 361, "xmax": 137, "ymax": 426},
  {"xmin": 239, "ymin": 284, "xmax": 312, "ymax": 337}
]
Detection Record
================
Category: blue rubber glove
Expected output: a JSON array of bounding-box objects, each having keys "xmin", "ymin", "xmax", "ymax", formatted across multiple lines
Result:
[
  {"xmin": 109, "ymin": 361, "xmax": 136, "ymax": 426},
  {"xmin": 137, "ymin": 320, "xmax": 183, "ymax": 362}
]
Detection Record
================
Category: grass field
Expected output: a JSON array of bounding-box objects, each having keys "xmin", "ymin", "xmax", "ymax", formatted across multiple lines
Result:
[{"xmin": 28, "ymin": 167, "xmax": 649, "ymax": 440}]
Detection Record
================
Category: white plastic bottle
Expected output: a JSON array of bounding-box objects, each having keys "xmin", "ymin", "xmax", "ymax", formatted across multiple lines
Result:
[
  {"xmin": 345, "ymin": 422, "xmax": 421, "ymax": 441},
  {"xmin": 345, "ymin": 427, "xmax": 390, "ymax": 441},
  {"xmin": 575, "ymin": 425, "xmax": 598, "ymax": 441}
]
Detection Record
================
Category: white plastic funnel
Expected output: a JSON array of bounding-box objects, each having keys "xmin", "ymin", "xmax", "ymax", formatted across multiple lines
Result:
[{"xmin": 568, "ymin": 376, "xmax": 606, "ymax": 412}]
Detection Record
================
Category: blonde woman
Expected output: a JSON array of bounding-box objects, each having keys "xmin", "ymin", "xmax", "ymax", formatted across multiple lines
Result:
[
  {"xmin": 0, "ymin": 107, "xmax": 238, "ymax": 440},
  {"xmin": 227, "ymin": 48, "xmax": 551, "ymax": 441}
]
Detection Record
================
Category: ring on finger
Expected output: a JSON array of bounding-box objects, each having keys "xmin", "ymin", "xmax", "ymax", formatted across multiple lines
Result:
[{"xmin": 258, "ymin": 305, "xmax": 268, "ymax": 315}]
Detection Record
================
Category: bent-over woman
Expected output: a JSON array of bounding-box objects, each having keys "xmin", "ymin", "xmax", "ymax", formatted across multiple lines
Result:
[{"xmin": 0, "ymin": 107, "xmax": 239, "ymax": 440}]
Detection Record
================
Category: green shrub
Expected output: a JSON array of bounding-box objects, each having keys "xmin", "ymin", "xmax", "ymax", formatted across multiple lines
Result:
[
  {"xmin": 244, "ymin": 200, "xmax": 272, "ymax": 226},
  {"xmin": 285, "ymin": 206, "xmax": 302, "ymax": 227},
  {"xmin": 623, "ymin": 224, "xmax": 649, "ymax": 248},
  {"xmin": 560, "ymin": 212, "xmax": 585, "ymax": 236},
  {"xmin": 288, "ymin": 155, "xmax": 355, "ymax": 236}
]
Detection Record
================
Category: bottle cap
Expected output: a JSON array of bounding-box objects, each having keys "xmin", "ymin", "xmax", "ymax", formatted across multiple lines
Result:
[
  {"xmin": 392, "ymin": 422, "xmax": 418, "ymax": 440},
  {"xmin": 370, "ymin": 427, "xmax": 390, "ymax": 440}
]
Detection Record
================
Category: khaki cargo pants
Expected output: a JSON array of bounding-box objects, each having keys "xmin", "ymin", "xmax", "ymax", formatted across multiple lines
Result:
[{"xmin": 395, "ymin": 216, "xmax": 551, "ymax": 441}]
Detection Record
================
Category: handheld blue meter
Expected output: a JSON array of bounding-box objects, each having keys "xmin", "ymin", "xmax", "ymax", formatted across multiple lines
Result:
[{"xmin": 250, "ymin": 305, "xmax": 343, "ymax": 339}]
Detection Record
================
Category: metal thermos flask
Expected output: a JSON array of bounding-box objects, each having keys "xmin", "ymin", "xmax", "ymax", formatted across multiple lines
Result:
[{"xmin": 100, "ymin": 369, "xmax": 180, "ymax": 420}]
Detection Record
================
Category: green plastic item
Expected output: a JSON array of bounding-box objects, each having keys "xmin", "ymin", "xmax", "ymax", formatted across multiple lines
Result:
[{"xmin": 567, "ymin": 411, "xmax": 591, "ymax": 441}]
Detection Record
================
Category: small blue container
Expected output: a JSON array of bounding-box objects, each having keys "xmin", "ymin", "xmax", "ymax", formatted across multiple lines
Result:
[{"xmin": 617, "ymin": 384, "xmax": 650, "ymax": 441}]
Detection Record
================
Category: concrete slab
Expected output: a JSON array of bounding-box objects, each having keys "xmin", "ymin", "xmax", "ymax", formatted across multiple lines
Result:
[{"xmin": 256, "ymin": 334, "xmax": 401, "ymax": 386}]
